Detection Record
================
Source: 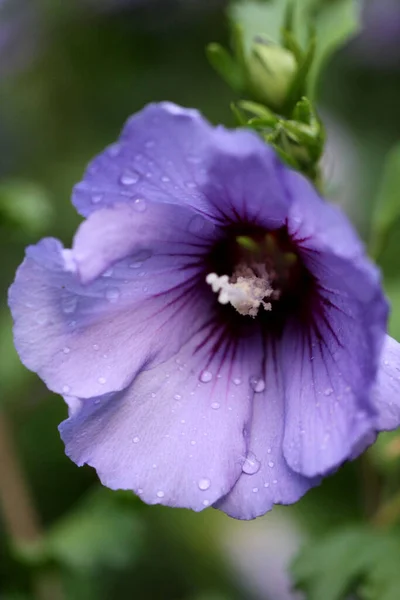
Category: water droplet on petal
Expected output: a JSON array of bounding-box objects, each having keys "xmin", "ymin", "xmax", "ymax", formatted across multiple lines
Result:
[
  {"xmin": 190, "ymin": 440, "xmax": 196, "ymax": 446},
  {"xmin": 62, "ymin": 385, "xmax": 70, "ymax": 393},
  {"xmin": 324, "ymin": 388, "xmax": 333, "ymax": 396},
  {"xmin": 62, "ymin": 296, "xmax": 77, "ymax": 314},
  {"xmin": 106, "ymin": 287, "xmax": 120, "ymax": 302},
  {"xmin": 233, "ymin": 378, "xmax": 242, "ymax": 386},
  {"xmin": 133, "ymin": 436, "xmax": 140, "ymax": 443},
  {"xmin": 268, "ymin": 461, "xmax": 274, "ymax": 468},
  {"xmin": 199, "ymin": 370, "xmax": 212, "ymax": 383},
  {"xmin": 242, "ymin": 452, "xmax": 261, "ymax": 475},
  {"xmin": 203, "ymin": 499, "xmax": 210, "ymax": 507},
  {"xmin": 250, "ymin": 376, "xmax": 265, "ymax": 393},
  {"xmin": 187, "ymin": 154, "xmax": 201, "ymax": 164},
  {"xmin": 210, "ymin": 402, "xmax": 220, "ymax": 410},
  {"xmin": 156, "ymin": 490, "xmax": 164, "ymax": 498},
  {"xmin": 188, "ymin": 215, "xmax": 206, "ymax": 235},
  {"xmin": 174, "ymin": 394, "xmax": 182, "ymax": 400},
  {"xmin": 120, "ymin": 170, "xmax": 139, "ymax": 185},
  {"xmin": 108, "ymin": 143, "xmax": 120, "ymax": 157},
  {"xmin": 252, "ymin": 487, "xmax": 259, "ymax": 493},
  {"xmin": 91, "ymin": 194, "xmax": 103, "ymax": 204},
  {"xmin": 198, "ymin": 478, "xmax": 211, "ymax": 491},
  {"xmin": 98, "ymin": 377, "xmax": 106, "ymax": 385},
  {"xmin": 102, "ymin": 268, "xmax": 113, "ymax": 277},
  {"xmin": 63, "ymin": 347, "xmax": 70, "ymax": 354},
  {"xmin": 161, "ymin": 175, "xmax": 170, "ymax": 183},
  {"xmin": 133, "ymin": 198, "xmax": 146, "ymax": 212},
  {"xmin": 93, "ymin": 344, "xmax": 99, "ymax": 351},
  {"xmin": 145, "ymin": 140, "xmax": 155, "ymax": 149}
]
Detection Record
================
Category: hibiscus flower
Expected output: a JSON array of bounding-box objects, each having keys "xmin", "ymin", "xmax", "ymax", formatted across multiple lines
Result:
[{"xmin": 9, "ymin": 103, "xmax": 400, "ymax": 519}]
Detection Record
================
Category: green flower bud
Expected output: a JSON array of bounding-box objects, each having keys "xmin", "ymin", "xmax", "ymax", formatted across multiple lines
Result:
[{"xmin": 246, "ymin": 36, "xmax": 297, "ymax": 112}]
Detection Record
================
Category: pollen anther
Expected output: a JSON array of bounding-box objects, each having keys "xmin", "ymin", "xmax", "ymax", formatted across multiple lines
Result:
[{"xmin": 206, "ymin": 263, "xmax": 277, "ymax": 318}]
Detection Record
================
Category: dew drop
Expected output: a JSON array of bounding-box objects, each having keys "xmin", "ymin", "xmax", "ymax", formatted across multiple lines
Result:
[
  {"xmin": 268, "ymin": 461, "xmax": 275, "ymax": 468},
  {"xmin": 133, "ymin": 198, "xmax": 147, "ymax": 212},
  {"xmin": 133, "ymin": 436, "xmax": 140, "ymax": 444},
  {"xmin": 93, "ymin": 344, "xmax": 99, "ymax": 351},
  {"xmin": 63, "ymin": 347, "xmax": 70, "ymax": 354},
  {"xmin": 250, "ymin": 376, "xmax": 266, "ymax": 393},
  {"xmin": 108, "ymin": 143, "xmax": 120, "ymax": 157},
  {"xmin": 242, "ymin": 451, "xmax": 261, "ymax": 475},
  {"xmin": 102, "ymin": 268, "xmax": 113, "ymax": 277},
  {"xmin": 91, "ymin": 194, "xmax": 103, "ymax": 204},
  {"xmin": 199, "ymin": 370, "xmax": 212, "ymax": 383},
  {"xmin": 161, "ymin": 175, "xmax": 170, "ymax": 183},
  {"xmin": 174, "ymin": 394, "xmax": 182, "ymax": 400},
  {"xmin": 106, "ymin": 287, "xmax": 120, "ymax": 302},
  {"xmin": 324, "ymin": 388, "xmax": 333, "ymax": 396},
  {"xmin": 190, "ymin": 440, "xmax": 196, "ymax": 446},
  {"xmin": 198, "ymin": 478, "xmax": 211, "ymax": 491},
  {"xmin": 62, "ymin": 296, "xmax": 77, "ymax": 314},
  {"xmin": 384, "ymin": 360, "xmax": 389, "ymax": 366},
  {"xmin": 35, "ymin": 311, "xmax": 48, "ymax": 325},
  {"xmin": 188, "ymin": 215, "xmax": 205, "ymax": 235},
  {"xmin": 203, "ymin": 499, "xmax": 210, "ymax": 507},
  {"xmin": 62, "ymin": 385, "xmax": 70, "ymax": 393},
  {"xmin": 252, "ymin": 487, "xmax": 259, "ymax": 493},
  {"xmin": 264, "ymin": 482, "xmax": 270, "ymax": 488},
  {"xmin": 98, "ymin": 377, "xmax": 106, "ymax": 385},
  {"xmin": 233, "ymin": 377, "xmax": 242, "ymax": 386},
  {"xmin": 210, "ymin": 402, "xmax": 220, "ymax": 410},
  {"xmin": 145, "ymin": 140, "xmax": 155, "ymax": 149},
  {"xmin": 120, "ymin": 170, "xmax": 139, "ymax": 185},
  {"xmin": 187, "ymin": 154, "xmax": 201, "ymax": 164},
  {"xmin": 156, "ymin": 490, "xmax": 165, "ymax": 498}
]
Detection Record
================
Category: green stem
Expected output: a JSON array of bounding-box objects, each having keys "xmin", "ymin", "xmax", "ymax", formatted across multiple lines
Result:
[{"xmin": 0, "ymin": 409, "xmax": 65, "ymax": 600}]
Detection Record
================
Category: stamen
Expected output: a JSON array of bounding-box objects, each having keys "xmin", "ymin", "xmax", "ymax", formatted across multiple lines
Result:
[{"xmin": 206, "ymin": 263, "xmax": 278, "ymax": 318}]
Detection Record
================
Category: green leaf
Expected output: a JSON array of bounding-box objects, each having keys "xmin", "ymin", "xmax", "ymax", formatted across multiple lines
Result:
[
  {"xmin": 229, "ymin": 0, "xmax": 287, "ymax": 51},
  {"xmin": 306, "ymin": 0, "xmax": 361, "ymax": 97},
  {"xmin": 292, "ymin": 526, "xmax": 400, "ymax": 600},
  {"xmin": 0, "ymin": 180, "xmax": 53, "ymax": 235},
  {"xmin": 45, "ymin": 489, "xmax": 143, "ymax": 571},
  {"xmin": 370, "ymin": 144, "xmax": 400, "ymax": 260},
  {"xmin": 206, "ymin": 43, "xmax": 244, "ymax": 92}
]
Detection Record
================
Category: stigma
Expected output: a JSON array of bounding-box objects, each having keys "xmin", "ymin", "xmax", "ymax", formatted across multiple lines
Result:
[{"xmin": 206, "ymin": 263, "xmax": 279, "ymax": 318}]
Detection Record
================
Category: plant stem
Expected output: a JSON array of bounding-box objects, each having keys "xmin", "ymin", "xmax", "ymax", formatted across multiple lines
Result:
[{"xmin": 0, "ymin": 409, "xmax": 64, "ymax": 600}]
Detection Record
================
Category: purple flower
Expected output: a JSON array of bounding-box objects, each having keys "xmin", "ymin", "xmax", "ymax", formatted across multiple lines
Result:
[{"xmin": 8, "ymin": 103, "xmax": 400, "ymax": 519}]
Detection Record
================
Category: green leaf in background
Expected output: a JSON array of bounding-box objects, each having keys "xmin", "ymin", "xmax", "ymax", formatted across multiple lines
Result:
[
  {"xmin": 291, "ymin": 526, "xmax": 400, "ymax": 600},
  {"xmin": 305, "ymin": 0, "xmax": 361, "ymax": 98},
  {"xmin": 44, "ymin": 489, "xmax": 143, "ymax": 571},
  {"xmin": 0, "ymin": 180, "xmax": 52, "ymax": 235},
  {"xmin": 370, "ymin": 144, "xmax": 400, "ymax": 260}
]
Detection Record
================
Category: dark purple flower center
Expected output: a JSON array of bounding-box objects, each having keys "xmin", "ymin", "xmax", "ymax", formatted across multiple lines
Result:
[{"xmin": 206, "ymin": 225, "xmax": 315, "ymax": 335}]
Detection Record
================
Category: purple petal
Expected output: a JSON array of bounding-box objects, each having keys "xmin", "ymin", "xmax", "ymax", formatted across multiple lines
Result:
[
  {"xmin": 372, "ymin": 335, "xmax": 400, "ymax": 431},
  {"xmin": 71, "ymin": 200, "xmax": 217, "ymax": 283},
  {"xmin": 59, "ymin": 329, "xmax": 261, "ymax": 512},
  {"xmin": 73, "ymin": 102, "xmax": 290, "ymax": 229},
  {"xmin": 216, "ymin": 347, "xmax": 317, "ymax": 520},
  {"xmin": 281, "ymin": 171, "xmax": 388, "ymax": 477},
  {"xmin": 8, "ymin": 202, "xmax": 216, "ymax": 398}
]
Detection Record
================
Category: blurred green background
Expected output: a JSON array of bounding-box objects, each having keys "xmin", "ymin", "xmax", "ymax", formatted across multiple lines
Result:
[{"xmin": 1, "ymin": 1, "xmax": 400, "ymax": 599}]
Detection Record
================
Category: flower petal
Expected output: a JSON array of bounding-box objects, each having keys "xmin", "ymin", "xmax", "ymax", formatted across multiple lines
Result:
[
  {"xmin": 372, "ymin": 335, "xmax": 400, "ymax": 430},
  {"xmin": 59, "ymin": 329, "xmax": 261, "ymax": 512},
  {"xmin": 73, "ymin": 102, "xmax": 290, "ymax": 229},
  {"xmin": 215, "ymin": 346, "xmax": 317, "ymax": 520},
  {"xmin": 8, "ymin": 201, "xmax": 216, "ymax": 398},
  {"xmin": 281, "ymin": 172, "xmax": 388, "ymax": 477}
]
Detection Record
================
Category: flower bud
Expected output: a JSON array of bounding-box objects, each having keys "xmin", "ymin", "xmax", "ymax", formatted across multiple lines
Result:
[{"xmin": 246, "ymin": 36, "xmax": 297, "ymax": 112}]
